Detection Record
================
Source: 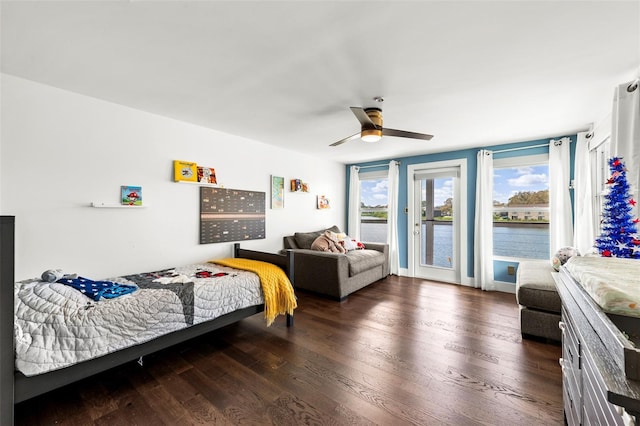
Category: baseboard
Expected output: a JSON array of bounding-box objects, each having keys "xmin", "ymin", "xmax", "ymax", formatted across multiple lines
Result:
[
  {"xmin": 463, "ymin": 278, "xmax": 515, "ymax": 294},
  {"xmin": 395, "ymin": 271, "xmax": 515, "ymax": 294},
  {"xmin": 493, "ymin": 280, "xmax": 516, "ymax": 294}
]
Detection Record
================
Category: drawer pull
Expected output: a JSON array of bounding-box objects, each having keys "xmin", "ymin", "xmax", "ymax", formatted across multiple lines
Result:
[{"xmin": 559, "ymin": 321, "xmax": 566, "ymax": 332}]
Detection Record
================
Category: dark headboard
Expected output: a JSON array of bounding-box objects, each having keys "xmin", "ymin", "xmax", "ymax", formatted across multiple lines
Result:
[{"xmin": 233, "ymin": 243, "xmax": 294, "ymax": 285}]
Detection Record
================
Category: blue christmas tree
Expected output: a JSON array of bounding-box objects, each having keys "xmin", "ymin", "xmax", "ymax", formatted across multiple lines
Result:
[{"xmin": 595, "ymin": 157, "xmax": 640, "ymax": 258}]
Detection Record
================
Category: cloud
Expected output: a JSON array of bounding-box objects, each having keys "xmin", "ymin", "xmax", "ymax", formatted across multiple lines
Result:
[
  {"xmin": 493, "ymin": 190, "xmax": 513, "ymax": 204},
  {"xmin": 515, "ymin": 166, "xmax": 534, "ymax": 175},
  {"xmin": 371, "ymin": 180, "xmax": 388, "ymax": 192},
  {"xmin": 508, "ymin": 173, "xmax": 547, "ymax": 187},
  {"xmin": 434, "ymin": 186, "xmax": 453, "ymax": 206}
]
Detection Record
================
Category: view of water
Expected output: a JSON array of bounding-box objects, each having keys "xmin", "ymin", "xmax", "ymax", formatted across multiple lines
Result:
[
  {"xmin": 361, "ymin": 222, "xmax": 549, "ymax": 268},
  {"xmin": 361, "ymin": 222, "xmax": 387, "ymax": 242}
]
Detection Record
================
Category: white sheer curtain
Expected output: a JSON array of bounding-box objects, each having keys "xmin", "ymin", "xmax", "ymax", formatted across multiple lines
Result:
[
  {"xmin": 611, "ymin": 79, "xmax": 640, "ymax": 218},
  {"xmin": 387, "ymin": 160, "xmax": 400, "ymax": 275},
  {"xmin": 474, "ymin": 150, "xmax": 494, "ymax": 290},
  {"xmin": 573, "ymin": 132, "xmax": 595, "ymax": 255},
  {"xmin": 347, "ymin": 165, "xmax": 361, "ymax": 240},
  {"xmin": 549, "ymin": 138, "xmax": 573, "ymax": 256}
]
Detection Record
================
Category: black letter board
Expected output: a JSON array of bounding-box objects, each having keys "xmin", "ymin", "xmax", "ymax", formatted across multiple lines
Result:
[{"xmin": 199, "ymin": 187, "xmax": 265, "ymax": 244}]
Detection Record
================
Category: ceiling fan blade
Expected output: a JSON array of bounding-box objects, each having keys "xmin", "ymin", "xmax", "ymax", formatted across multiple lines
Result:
[
  {"xmin": 350, "ymin": 107, "xmax": 375, "ymax": 127},
  {"xmin": 330, "ymin": 132, "xmax": 360, "ymax": 147},
  {"xmin": 382, "ymin": 128, "xmax": 433, "ymax": 141}
]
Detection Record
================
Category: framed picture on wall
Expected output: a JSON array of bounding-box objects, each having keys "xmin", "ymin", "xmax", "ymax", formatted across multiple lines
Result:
[
  {"xmin": 317, "ymin": 195, "xmax": 330, "ymax": 209},
  {"xmin": 271, "ymin": 175, "xmax": 284, "ymax": 209}
]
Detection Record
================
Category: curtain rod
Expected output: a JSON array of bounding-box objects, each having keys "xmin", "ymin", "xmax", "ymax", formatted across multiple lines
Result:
[
  {"xmin": 490, "ymin": 138, "xmax": 571, "ymax": 154},
  {"xmin": 356, "ymin": 160, "xmax": 400, "ymax": 169},
  {"xmin": 490, "ymin": 143, "xmax": 548, "ymax": 154}
]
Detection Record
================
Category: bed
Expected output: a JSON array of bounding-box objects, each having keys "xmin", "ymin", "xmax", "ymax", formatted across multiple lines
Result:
[
  {"xmin": 1, "ymin": 218, "xmax": 295, "ymax": 424},
  {"xmin": 563, "ymin": 255, "xmax": 640, "ymax": 318}
]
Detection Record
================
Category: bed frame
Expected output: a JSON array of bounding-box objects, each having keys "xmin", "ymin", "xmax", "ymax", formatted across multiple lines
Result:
[{"xmin": 1, "ymin": 215, "xmax": 293, "ymax": 424}]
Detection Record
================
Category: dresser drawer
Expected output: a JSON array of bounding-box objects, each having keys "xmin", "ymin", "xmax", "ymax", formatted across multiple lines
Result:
[
  {"xmin": 582, "ymin": 344, "xmax": 625, "ymax": 426},
  {"xmin": 561, "ymin": 308, "xmax": 581, "ymax": 378},
  {"xmin": 562, "ymin": 361, "xmax": 581, "ymax": 426}
]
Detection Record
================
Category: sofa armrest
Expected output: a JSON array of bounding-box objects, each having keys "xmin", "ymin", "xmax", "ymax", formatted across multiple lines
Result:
[
  {"xmin": 361, "ymin": 242, "xmax": 388, "ymax": 254},
  {"xmin": 361, "ymin": 243, "xmax": 389, "ymax": 276}
]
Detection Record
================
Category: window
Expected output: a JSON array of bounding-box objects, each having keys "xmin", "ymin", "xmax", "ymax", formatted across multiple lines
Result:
[
  {"xmin": 358, "ymin": 171, "xmax": 388, "ymax": 243},
  {"xmin": 493, "ymin": 154, "xmax": 549, "ymax": 260},
  {"xmin": 592, "ymin": 137, "xmax": 611, "ymax": 235}
]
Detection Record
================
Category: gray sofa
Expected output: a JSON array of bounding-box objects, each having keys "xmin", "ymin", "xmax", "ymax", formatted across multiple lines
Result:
[
  {"xmin": 515, "ymin": 260, "xmax": 561, "ymax": 342},
  {"xmin": 283, "ymin": 226, "xmax": 389, "ymax": 300}
]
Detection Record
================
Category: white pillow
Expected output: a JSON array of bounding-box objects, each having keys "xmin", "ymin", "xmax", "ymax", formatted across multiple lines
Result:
[{"xmin": 336, "ymin": 233, "xmax": 358, "ymax": 251}]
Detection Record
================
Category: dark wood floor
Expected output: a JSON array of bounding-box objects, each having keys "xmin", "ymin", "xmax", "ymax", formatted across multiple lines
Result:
[{"xmin": 15, "ymin": 276, "xmax": 563, "ymax": 425}]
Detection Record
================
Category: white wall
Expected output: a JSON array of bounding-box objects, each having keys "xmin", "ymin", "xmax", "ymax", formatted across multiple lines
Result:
[{"xmin": 1, "ymin": 74, "xmax": 345, "ymax": 279}]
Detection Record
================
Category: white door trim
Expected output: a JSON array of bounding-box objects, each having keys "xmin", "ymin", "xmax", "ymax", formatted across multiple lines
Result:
[{"xmin": 407, "ymin": 159, "xmax": 468, "ymax": 283}]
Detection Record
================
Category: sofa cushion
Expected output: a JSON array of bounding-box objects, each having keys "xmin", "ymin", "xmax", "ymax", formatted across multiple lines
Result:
[
  {"xmin": 294, "ymin": 225, "xmax": 340, "ymax": 249},
  {"xmin": 347, "ymin": 249, "xmax": 385, "ymax": 276},
  {"xmin": 516, "ymin": 260, "xmax": 561, "ymax": 313}
]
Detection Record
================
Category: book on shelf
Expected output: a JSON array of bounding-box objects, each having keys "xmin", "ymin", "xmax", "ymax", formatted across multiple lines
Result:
[
  {"xmin": 197, "ymin": 166, "xmax": 217, "ymax": 184},
  {"xmin": 121, "ymin": 186, "xmax": 142, "ymax": 206},
  {"xmin": 173, "ymin": 160, "xmax": 198, "ymax": 182}
]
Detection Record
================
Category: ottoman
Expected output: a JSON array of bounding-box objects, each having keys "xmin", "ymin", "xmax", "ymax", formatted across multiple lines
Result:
[{"xmin": 516, "ymin": 260, "xmax": 562, "ymax": 341}]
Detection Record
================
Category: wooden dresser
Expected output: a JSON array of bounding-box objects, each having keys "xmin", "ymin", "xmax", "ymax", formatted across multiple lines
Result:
[{"xmin": 555, "ymin": 267, "xmax": 640, "ymax": 425}]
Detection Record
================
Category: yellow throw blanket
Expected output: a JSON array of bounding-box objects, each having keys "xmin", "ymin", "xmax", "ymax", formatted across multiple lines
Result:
[{"xmin": 209, "ymin": 258, "xmax": 297, "ymax": 326}]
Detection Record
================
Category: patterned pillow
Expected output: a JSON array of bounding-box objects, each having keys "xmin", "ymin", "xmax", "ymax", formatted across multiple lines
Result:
[
  {"xmin": 552, "ymin": 246, "xmax": 581, "ymax": 271},
  {"xmin": 336, "ymin": 233, "xmax": 362, "ymax": 251}
]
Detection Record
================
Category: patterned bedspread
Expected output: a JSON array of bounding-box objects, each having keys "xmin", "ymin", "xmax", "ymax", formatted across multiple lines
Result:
[
  {"xmin": 564, "ymin": 256, "xmax": 640, "ymax": 318},
  {"xmin": 14, "ymin": 262, "xmax": 265, "ymax": 376}
]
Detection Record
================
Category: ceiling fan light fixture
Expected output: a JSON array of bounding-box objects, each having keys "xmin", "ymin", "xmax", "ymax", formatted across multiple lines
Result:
[{"xmin": 361, "ymin": 128, "xmax": 382, "ymax": 143}]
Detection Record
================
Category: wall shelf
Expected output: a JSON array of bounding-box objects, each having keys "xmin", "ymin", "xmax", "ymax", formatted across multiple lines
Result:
[
  {"xmin": 175, "ymin": 180, "xmax": 220, "ymax": 187},
  {"xmin": 90, "ymin": 203, "xmax": 146, "ymax": 208}
]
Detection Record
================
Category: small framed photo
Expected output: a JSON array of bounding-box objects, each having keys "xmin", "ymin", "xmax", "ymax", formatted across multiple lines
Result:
[
  {"xmin": 271, "ymin": 175, "xmax": 284, "ymax": 209},
  {"xmin": 317, "ymin": 195, "xmax": 330, "ymax": 209},
  {"xmin": 290, "ymin": 179, "xmax": 302, "ymax": 192},
  {"xmin": 121, "ymin": 186, "xmax": 142, "ymax": 206}
]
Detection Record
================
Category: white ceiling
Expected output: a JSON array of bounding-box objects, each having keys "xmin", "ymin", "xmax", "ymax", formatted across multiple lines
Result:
[{"xmin": 2, "ymin": 1, "xmax": 639, "ymax": 164}]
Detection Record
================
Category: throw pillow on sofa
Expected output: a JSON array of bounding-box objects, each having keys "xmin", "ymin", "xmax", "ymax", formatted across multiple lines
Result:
[
  {"xmin": 336, "ymin": 233, "xmax": 365, "ymax": 251},
  {"xmin": 311, "ymin": 230, "xmax": 346, "ymax": 253},
  {"xmin": 294, "ymin": 225, "xmax": 340, "ymax": 249}
]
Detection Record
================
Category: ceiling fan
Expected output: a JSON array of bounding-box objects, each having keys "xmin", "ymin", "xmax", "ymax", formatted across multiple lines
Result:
[{"xmin": 330, "ymin": 102, "xmax": 434, "ymax": 147}]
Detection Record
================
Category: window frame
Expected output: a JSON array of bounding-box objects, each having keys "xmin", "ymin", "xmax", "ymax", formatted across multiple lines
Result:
[
  {"xmin": 357, "ymin": 170, "xmax": 389, "ymax": 244},
  {"xmin": 492, "ymin": 153, "xmax": 550, "ymax": 262},
  {"xmin": 591, "ymin": 137, "xmax": 611, "ymax": 237}
]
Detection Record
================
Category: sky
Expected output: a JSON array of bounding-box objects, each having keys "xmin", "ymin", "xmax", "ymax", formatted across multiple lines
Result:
[
  {"xmin": 361, "ymin": 179, "xmax": 388, "ymax": 206},
  {"xmin": 492, "ymin": 164, "xmax": 549, "ymax": 204},
  {"xmin": 360, "ymin": 164, "xmax": 549, "ymax": 207}
]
